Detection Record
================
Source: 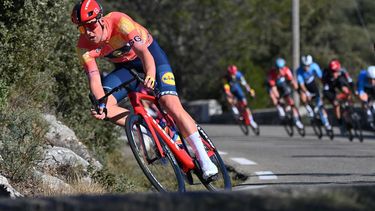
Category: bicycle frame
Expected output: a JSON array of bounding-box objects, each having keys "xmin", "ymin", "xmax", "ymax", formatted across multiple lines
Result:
[{"xmin": 127, "ymin": 91, "xmax": 195, "ymax": 172}]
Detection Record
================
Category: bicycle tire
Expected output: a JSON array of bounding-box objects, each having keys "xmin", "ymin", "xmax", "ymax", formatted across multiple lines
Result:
[
  {"xmin": 197, "ymin": 125, "xmax": 232, "ymax": 191},
  {"xmin": 237, "ymin": 118, "xmax": 249, "ymax": 136},
  {"xmin": 283, "ymin": 116, "xmax": 294, "ymax": 137},
  {"xmin": 352, "ymin": 112, "xmax": 364, "ymax": 142},
  {"xmin": 311, "ymin": 118, "xmax": 323, "ymax": 139},
  {"xmin": 326, "ymin": 128, "xmax": 334, "ymax": 140},
  {"xmin": 297, "ymin": 126, "xmax": 306, "ymax": 137},
  {"xmin": 125, "ymin": 114, "xmax": 186, "ymax": 192},
  {"xmin": 347, "ymin": 125, "xmax": 354, "ymax": 142},
  {"xmin": 251, "ymin": 125, "xmax": 260, "ymax": 136}
]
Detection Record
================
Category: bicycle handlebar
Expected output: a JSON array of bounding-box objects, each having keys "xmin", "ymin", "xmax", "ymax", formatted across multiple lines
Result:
[{"xmin": 90, "ymin": 69, "xmax": 157, "ymax": 109}]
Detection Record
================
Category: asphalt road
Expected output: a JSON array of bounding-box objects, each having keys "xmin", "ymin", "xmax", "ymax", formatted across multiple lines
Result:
[{"xmin": 201, "ymin": 124, "xmax": 375, "ymax": 190}]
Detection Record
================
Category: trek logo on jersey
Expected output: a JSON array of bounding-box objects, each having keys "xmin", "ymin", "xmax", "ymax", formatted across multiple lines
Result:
[{"xmin": 162, "ymin": 72, "xmax": 175, "ymax": 85}]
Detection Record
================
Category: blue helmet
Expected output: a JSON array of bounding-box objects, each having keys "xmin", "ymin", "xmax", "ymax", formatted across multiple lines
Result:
[{"xmin": 276, "ymin": 58, "xmax": 286, "ymax": 68}]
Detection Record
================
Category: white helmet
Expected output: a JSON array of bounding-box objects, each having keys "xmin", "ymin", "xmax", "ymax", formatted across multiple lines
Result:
[
  {"xmin": 367, "ymin": 66, "xmax": 375, "ymax": 79},
  {"xmin": 301, "ymin": 55, "xmax": 313, "ymax": 66}
]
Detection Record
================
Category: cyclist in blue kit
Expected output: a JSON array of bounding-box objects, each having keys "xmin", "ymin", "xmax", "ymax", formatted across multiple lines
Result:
[
  {"xmin": 357, "ymin": 66, "xmax": 375, "ymax": 129},
  {"xmin": 296, "ymin": 55, "xmax": 332, "ymax": 130},
  {"xmin": 223, "ymin": 65, "xmax": 258, "ymax": 129}
]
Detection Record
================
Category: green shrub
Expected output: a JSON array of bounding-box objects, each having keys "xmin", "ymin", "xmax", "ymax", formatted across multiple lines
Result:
[{"xmin": 0, "ymin": 108, "xmax": 48, "ymax": 181}]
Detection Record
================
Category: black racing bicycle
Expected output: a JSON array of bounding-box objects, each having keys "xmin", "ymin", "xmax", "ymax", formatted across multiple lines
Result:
[
  {"xmin": 340, "ymin": 100, "xmax": 363, "ymax": 142},
  {"xmin": 307, "ymin": 102, "xmax": 334, "ymax": 140},
  {"xmin": 278, "ymin": 102, "xmax": 305, "ymax": 137}
]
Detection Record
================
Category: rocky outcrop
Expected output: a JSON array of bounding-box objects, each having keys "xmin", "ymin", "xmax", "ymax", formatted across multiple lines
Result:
[
  {"xmin": 0, "ymin": 175, "xmax": 23, "ymax": 198},
  {"xmin": 0, "ymin": 114, "xmax": 104, "ymax": 197},
  {"xmin": 43, "ymin": 114, "xmax": 102, "ymax": 170},
  {"xmin": 39, "ymin": 147, "xmax": 90, "ymax": 173}
]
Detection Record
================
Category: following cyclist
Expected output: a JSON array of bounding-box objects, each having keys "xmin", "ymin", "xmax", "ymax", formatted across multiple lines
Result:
[
  {"xmin": 223, "ymin": 65, "xmax": 258, "ymax": 129},
  {"xmin": 267, "ymin": 58, "xmax": 304, "ymax": 129},
  {"xmin": 296, "ymin": 55, "xmax": 332, "ymax": 130},
  {"xmin": 322, "ymin": 59, "xmax": 354, "ymax": 132},
  {"xmin": 357, "ymin": 66, "xmax": 375, "ymax": 129},
  {"xmin": 71, "ymin": 0, "xmax": 218, "ymax": 179}
]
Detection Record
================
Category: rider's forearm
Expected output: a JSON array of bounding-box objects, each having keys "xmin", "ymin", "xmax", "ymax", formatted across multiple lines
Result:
[
  {"xmin": 292, "ymin": 80, "xmax": 298, "ymax": 90},
  {"xmin": 134, "ymin": 46, "xmax": 156, "ymax": 79},
  {"xmin": 300, "ymin": 84, "xmax": 308, "ymax": 93},
  {"xmin": 88, "ymin": 73, "xmax": 105, "ymax": 100},
  {"xmin": 271, "ymin": 86, "xmax": 280, "ymax": 99}
]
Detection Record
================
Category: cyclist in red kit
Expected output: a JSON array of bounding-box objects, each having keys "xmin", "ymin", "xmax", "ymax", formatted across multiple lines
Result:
[{"xmin": 71, "ymin": 0, "xmax": 218, "ymax": 179}]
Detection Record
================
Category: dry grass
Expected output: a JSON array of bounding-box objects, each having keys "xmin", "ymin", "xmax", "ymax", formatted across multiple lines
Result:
[{"xmin": 39, "ymin": 178, "xmax": 107, "ymax": 197}]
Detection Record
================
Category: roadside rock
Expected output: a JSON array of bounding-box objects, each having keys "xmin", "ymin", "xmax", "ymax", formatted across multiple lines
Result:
[
  {"xmin": 0, "ymin": 175, "xmax": 23, "ymax": 198},
  {"xmin": 33, "ymin": 170, "xmax": 73, "ymax": 193},
  {"xmin": 43, "ymin": 114, "xmax": 102, "ymax": 170},
  {"xmin": 39, "ymin": 146, "xmax": 90, "ymax": 174}
]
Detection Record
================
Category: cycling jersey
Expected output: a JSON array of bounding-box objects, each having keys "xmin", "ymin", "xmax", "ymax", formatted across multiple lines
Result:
[
  {"xmin": 77, "ymin": 12, "xmax": 153, "ymax": 72},
  {"xmin": 322, "ymin": 68, "xmax": 352, "ymax": 92},
  {"xmin": 223, "ymin": 71, "xmax": 248, "ymax": 101},
  {"xmin": 322, "ymin": 68, "xmax": 352, "ymax": 103},
  {"xmin": 296, "ymin": 62, "xmax": 322, "ymax": 85},
  {"xmin": 357, "ymin": 70, "xmax": 372, "ymax": 95},
  {"xmin": 75, "ymin": 12, "xmax": 177, "ymax": 100},
  {"xmin": 267, "ymin": 67, "xmax": 294, "ymax": 97},
  {"xmin": 267, "ymin": 67, "xmax": 294, "ymax": 86}
]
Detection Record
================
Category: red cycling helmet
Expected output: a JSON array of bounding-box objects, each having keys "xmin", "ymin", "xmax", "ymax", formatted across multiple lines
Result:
[
  {"xmin": 329, "ymin": 59, "xmax": 341, "ymax": 72},
  {"xmin": 227, "ymin": 65, "xmax": 238, "ymax": 75},
  {"xmin": 71, "ymin": 0, "xmax": 103, "ymax": 25}
]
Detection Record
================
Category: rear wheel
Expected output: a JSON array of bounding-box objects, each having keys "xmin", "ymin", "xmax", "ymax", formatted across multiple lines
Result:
[
  {"xmin": 125, "ymin": 114, "xmax": 185, "ymax": 192},
  {"xmin": 197, "ymin": 125, "xmax": 232, "ymax": 191}
]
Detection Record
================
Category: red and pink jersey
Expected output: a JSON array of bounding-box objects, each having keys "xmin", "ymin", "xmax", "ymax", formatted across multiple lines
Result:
[
  {"xmin": 76, "ymin": 12, "xmax": 153, "ymax": 73},
  {"xmin": 267, "ymin": 67, "xmax": 294, "ymax": 87}
]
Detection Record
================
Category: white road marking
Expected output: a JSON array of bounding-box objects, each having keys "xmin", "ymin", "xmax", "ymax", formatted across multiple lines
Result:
[
  {"xmin": 233, "ymin": 185, "xmax": 268, "ymax": 191},
  {"xmin": 231, "ymin": 157, "xmax": 257, "ymax": 165},
  {"xmin": 255, "ymin": 171, "xmax": 278, "ymax": 180},
  {"xmin": 218, "ymin": 151, "xmax": 228, "ymax": 155}
]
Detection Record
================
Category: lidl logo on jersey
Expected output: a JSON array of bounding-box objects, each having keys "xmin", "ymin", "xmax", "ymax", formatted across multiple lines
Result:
[{"xmin": 162, "ymin": 72, "xmax": 175, "ymax": 85}]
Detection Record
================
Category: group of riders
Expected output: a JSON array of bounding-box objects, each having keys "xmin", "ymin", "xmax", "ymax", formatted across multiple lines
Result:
[{"xmin": 223, "ymin": 55, "xmax": 375, "ymax": 136}]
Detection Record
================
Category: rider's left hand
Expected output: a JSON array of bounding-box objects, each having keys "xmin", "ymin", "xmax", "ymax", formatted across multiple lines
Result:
[
  {"xmin": 250, "ymin": 88, "xmax": 256, "ymax": 97},
  {"xmin": 144, "ymin": 75, "xmax": 156, "ymax": 89}
]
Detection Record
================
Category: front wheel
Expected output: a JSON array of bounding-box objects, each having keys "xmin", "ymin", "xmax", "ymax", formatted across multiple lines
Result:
[
  {"xmin": 311, "ymin": 118, "xmax": 323, "ymax": 139},
  {"xmin": 282, "ymin": 116, "xmax": 294, "ymax": 137},
  {"xmin": 236, "ymin": 117, "xmax": 249, "ymax": 136},
  {"xmin": 125, "ymin": 114, "xmax": 185, "ymax": 192},
  {"xmin": 326, "ymin": 128, "xmax": 334, "ymax": 140},
  {"xmin": 352, "ymin": 113, "xmax": 364, "ymax": 142},
  {"xmin": 251, "ymin": 124, "xmax": 260, "ymax": 136},
  {"xmin": 197, "ymin": 125, "xmax": 232, "ymax": 191}
]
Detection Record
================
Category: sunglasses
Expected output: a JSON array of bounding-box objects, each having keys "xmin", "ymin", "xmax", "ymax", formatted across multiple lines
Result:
[{"xmin": 78, "ymin": 19, "xmax": 99, "ymax": 33}]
